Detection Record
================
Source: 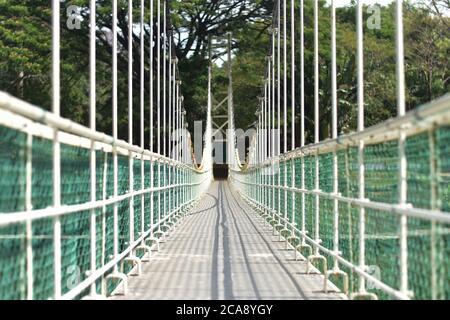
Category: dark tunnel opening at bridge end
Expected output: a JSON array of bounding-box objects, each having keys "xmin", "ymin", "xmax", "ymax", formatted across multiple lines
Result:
[{"xmin": 213, "ymin": 164, "xmax": 229, "ymax": 180}]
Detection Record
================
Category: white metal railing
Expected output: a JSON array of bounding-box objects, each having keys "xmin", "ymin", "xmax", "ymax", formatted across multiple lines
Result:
[
  {"xmin": 0, "ymin": 0, "xmax": 212, "ymax": 300},
  {"xmin": 230, "ymin": 0, "xmax": 450, "ymax": 300}
]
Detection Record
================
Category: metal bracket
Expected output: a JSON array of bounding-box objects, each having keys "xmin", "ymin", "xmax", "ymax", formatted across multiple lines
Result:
[
  {"xmin": 106, "ymin": 272, "xmax": 128, "ymax": 296},
  {"xmin": 307, "ymin": 254, "xmax": 328, "ymax": 276},
  {"xmin": 286, "ymin": 235, "xmax": 300, "ymax": 250},
  {"xmin": 145, "ymin": 236, "xmax": 161, "ymax": 252},
  {"xmin": 295, "ymin": 243, "xmax": 312, "ymax": 261},
  {"xmin": 136, "ymin": 244, "xmax": 153, "ymax": 261},
  {"xmin": 325, "ymin": 269, "xmax": 349, "ymax": 295},
  {"xmin": 278, "ymin": 227, "xmax": 290, "ymax": 242},
  {"xmin": 154, "ymin": 229, "xmax": 167, "ymax": 242},
  {"xmin": 124, "ymin": 255, "xmax": 142, "ymax": 276}
]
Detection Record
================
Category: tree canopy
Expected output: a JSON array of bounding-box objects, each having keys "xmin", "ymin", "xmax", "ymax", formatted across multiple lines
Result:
[{"xmin": 0, "ymin": 0, "xmax": 448, "ymax": 149}]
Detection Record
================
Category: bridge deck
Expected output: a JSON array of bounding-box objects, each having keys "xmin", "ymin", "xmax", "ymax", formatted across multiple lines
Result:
[{"xmin": 111, "ymin": 181, "xmax": 346, "ymax": 300}]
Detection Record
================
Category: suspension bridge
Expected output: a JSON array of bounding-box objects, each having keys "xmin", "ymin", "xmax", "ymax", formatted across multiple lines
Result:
[{"xmin": 0, "ymin": 0, "xmax": 449, "ymax": 301}]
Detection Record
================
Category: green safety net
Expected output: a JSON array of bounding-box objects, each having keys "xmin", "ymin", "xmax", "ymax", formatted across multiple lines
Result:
[
  {"xmin": 241, "ymin": 126, "xmax": 450, "ymax": 300},
  {"xmin": 0, "ymin": 122, "xmax": 199, "ymax": 300}
]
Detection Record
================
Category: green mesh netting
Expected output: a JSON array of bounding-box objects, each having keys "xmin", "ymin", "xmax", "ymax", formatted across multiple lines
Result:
[
  {"xmin": 0, "ymin": 122, "xmax": 200, "ymax": 300},
  {"xmin": 241, "ymin": 127, "xmax": 450, "ymax": 300}
]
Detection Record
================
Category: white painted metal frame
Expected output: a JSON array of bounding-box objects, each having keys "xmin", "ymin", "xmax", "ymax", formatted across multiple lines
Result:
[{"xmin": 0, "ymin": 0, "xmax": 211, "ymax": 300}]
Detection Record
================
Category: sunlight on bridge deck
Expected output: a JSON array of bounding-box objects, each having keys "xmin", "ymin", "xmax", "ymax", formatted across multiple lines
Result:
[{"xmin": 110, "ymin": 181, "xmax": 346, "ymax": 300}]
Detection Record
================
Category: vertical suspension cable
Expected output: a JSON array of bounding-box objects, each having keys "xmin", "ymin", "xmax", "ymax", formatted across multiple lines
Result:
[
  {"xmin": 283, "ymin": 0, "xmax": 287, "ymax": 155},
  {"xmin": 157, "ymin": 0, "xmax": 161, "ymax": 232},
  {"xmin": 396, "ymin": 0, "xmax": 408, "ymax": 295},
  {"xmin": 150, "ymin": 0, "xmax": 154, "ymax": 153},
  {"xmin": 271, "ymin": 26, "xmax": 276, "ymax": 216},
  {"xmin": 264, "ymin": 82, "xmax": 267, "ymax": 162},
  {"xmin": 163, "ymin": 0, "xmax": 167, "ymax": 158},
  {"xmin": 313, "ymin": 0, "xmax": 320, "ymax": 256},
  {"xmin": 112, "ymin": 0, "xmax": 119, "ymax": 275},
  {"xmin": 356, "ymin": 0, "xmax": 366, "ymax": 293},
  {"xmin": 277, "ymin": 0, "xmax": 281, "ymax": 157},
  {"xmin": 89, "ymin": 0, "xmax": 96, "ymax": 297},
  {"xmin": 149, "ymin": 0, "xmax": 155, "ymax": 242},
  {"xmin": 128, "ymin": 0, "xmax": 135, "ymax": 254},
  {"xmin": 283, "ymin": 0, "xmax": 288, "ymax": 229},
  {"xmin": 290, "ymin": 0, "xmax": 296, "ymax": 233},
  {"xmin": 268, "ymin": 56, "xmax": 271, "ymax": 163},
  {"xmin": 290, "ymin": 0, "xmax": 295, "ymax": 151},
  {"xmin": 264, "ymin": 80, "xmax": 267, "ymax": 208},
  {"xmin": 168, "ymin": 33, "xmax": 172, "ymax": 215},
  {"xmin": 331, "ymin": 0, "xmax": 339, "ymax": 272},
  {"xmin": 169, "ymin": 40, "xmax": 172, "ymax": 159},
  {"xmin": 157, "ymin": 0, "xmax": 161, "ymax": 155},
  {"xmin": 140, "ymin": 0, "xmax": 145, "ymax": 243},
  {"xmin": 51, "ymin": 0, "xmax": 61, "ymax": 299},
  {"xmin": 173, "ymin": 59, "xmax": 177, "ymax": 161},
  {"xmin": 176, "ymin": 78, "xmax": 179, "ymax": 209},
  {"xmin": 299, "ymin": 0, "xmax": 306, "ymax": 247},
  {"xmin": 163, "ymin": 0, "xmax": 168, "ymax": 225},
  {"xmin": 277, "ymin": 0, "xmax": 281, "ymax": 216}
]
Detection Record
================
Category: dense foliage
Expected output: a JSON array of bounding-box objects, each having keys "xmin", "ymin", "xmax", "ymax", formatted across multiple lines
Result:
[{"xmin": 0, "ymin": 0, "xmax": 448, "ymax": 148}]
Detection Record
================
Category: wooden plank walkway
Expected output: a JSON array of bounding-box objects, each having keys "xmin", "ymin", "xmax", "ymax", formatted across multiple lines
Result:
[{"xmin": 111, "ymin": 181, "xmax": 346, "ymax": 300}]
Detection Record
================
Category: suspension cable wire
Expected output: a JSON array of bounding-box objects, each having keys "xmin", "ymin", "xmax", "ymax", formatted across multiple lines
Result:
[
  {"xmin": 290, "ymin": 0, "xmax": 295, "ymax": 152},
  {"xmin": 281, "ymin": 0, "xmax": 288, "ymax": 235},
  {"xmin": 88, "ymin": 0, "xmax": 97, "ymax": 298},
  {"xmin": 156, "ymin": 0, "xmax": 163, "ymax": 237},
  {"xmin": 150, "ymin": 0, "xmax": 154, "ymax": 153},
  {"xmin": 112, "ymin": 0, "xmax": 119, "ymax": 276},
  {"xmin": 396, "ymin": 0, "xmax": 408, "ymax": 296},
  {"xmin": 313, "ymin": 0, "xmax": 321, "ymax": 257},
  {"xmin": 290, "ymin": 0, "xmax": 296, "ymax": 237},
  {"xmin": 128, "ymin": 0, "xmax": 134, "ymax": 259},
  {"xmin": 264, "ymin": 79, "xmax": 268, "ymax": 210},
  {"xmin": 169, "ymin": 37, "xmax": 172, "ymax": 160},
  {"xmin": 271, "ymin": 24, "xmax": 276, "ymax": 219},
  {"xmin": 149, "ymin": 0, "xmax": 156, "ymax": 250},
  {"xmin": 283, "ymin": 0, "xmax": 287, "ymax": 155},
  {"xmin": 356, "ymin": 0, "xmax": 366, "ymax": 295},
  {"xmin": 267, "ymin": 55, "xmax": 271, "ymax": 162},
  {"xmin": 163, "ymin": 0, "xmax": 167, "ymax": 159},
  {"xmin": 327, "ymin": 1, "xmax": 348, "ymax": 294},
  {"xmin": 277, "ymin": 0, "xmax": 281, "ymax": 217},
  {"xmin": 157, "ymin": 0, "xmax": 161, "ymax": 156},
  {"xmin": 140, "ymin": 0, "xmax": 146, "ymax": 251},
  {"xmin": 162, "ymin": 0, "xmax": 167, "ymax": 226},
  {"xmin": 271, "ymin": 28, "xmax": 275, "ymax": 160},
  {"xmin": 168, "ymin": 28, "xmax": 172, "ymax": 217},
  {"xmin": 51, "ymin": 0, "xmax": 61, "ymax": 299},
  {"xmin": 299, "ymin": 0, "xmax": 306, "ymax": 249},
  {"xmin": 331, "ymin": 0, "xmax": 340, "ymax": 273}
]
